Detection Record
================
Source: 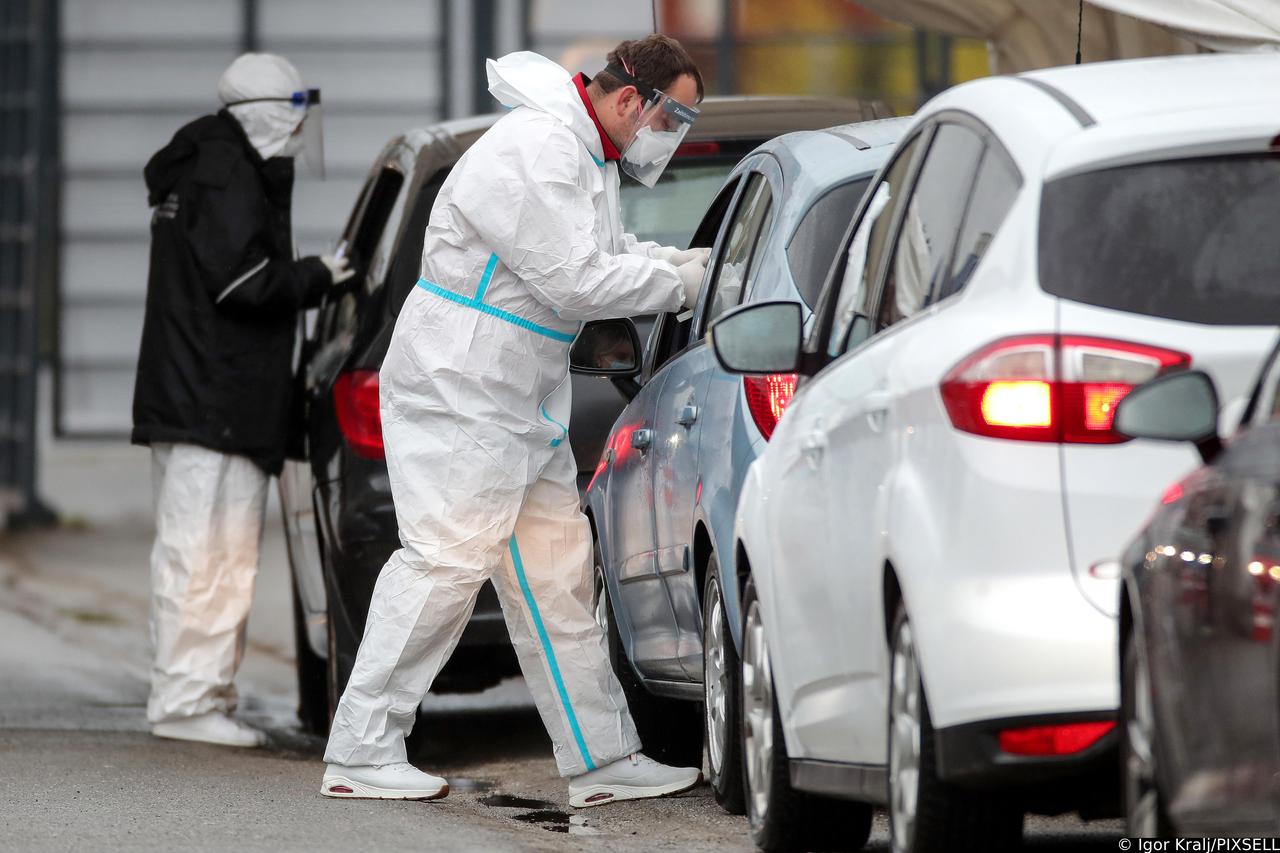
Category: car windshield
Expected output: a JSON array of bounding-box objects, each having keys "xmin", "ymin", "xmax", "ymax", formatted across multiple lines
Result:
[
  {"xmin": 620, "ymin": 159, "xmax": 739, "ymax": 248},
  {"xmin": 1038, "ymin": 153, "xmax": 1280, "ymax": 326}
]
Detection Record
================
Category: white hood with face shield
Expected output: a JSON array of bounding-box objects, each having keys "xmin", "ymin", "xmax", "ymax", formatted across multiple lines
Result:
[{"xmin": 217, "ymin": 53, "xmax": 307, "ymax": 161}]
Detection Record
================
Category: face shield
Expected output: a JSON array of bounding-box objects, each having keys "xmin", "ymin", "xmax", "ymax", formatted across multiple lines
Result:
[
  {"xmin": 227, "ymin": 88, "xmax": 325, "ymax": 177},
  {"xmin": 604, "ymin": 63, "xmax": 699, "ymax": 189}
]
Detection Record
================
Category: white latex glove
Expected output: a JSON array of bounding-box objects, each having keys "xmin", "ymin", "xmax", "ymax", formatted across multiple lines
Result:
[
  {"xmin": 320, "ymin": 254, "xmax": 355, "ymax": 286},
  {"xmin": 654, "ymin": 245, "xmax": 711, "ymax": 266},
  {"xmin": 676, "ymin": 258, "xmax": 706, "ymax": 311}
]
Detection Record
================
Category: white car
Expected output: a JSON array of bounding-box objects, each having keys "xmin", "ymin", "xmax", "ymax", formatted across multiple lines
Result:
[{"xmin": 710, "ymin": 53, "xmax": 1280, "ymax": 853}]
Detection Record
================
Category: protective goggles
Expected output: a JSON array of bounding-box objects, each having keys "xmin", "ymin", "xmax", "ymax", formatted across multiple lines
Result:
[
  {"xmin": 226, "ymin": 88, "xmax": 325, "ymax": 178},
  {"xmin": 602, "ymin": 63, "xmax": 699, "ymax": 188}
]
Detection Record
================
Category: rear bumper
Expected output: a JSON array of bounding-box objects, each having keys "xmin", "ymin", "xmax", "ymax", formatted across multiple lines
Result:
[{"xmin": 935, "ymin": 710, "xmax": 1120, "ymax": 816}]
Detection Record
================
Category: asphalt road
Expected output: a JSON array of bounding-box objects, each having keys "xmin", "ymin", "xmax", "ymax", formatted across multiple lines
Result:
[{"xmin": 0, "ymin": 522, "xmax": 1126, "ymax": 852}]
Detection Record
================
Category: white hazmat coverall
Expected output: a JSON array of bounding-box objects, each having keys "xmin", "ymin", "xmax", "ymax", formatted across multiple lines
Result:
[{"xmin": 323, "ymin": 52, "xmax": 687, "ymax": 775}]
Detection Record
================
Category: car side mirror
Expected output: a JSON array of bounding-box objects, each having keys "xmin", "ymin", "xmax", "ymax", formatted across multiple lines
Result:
[
  {"xmin": 709, "ymin": 300, "xmax": 803, "ymax": 375},
  {"xmin": 570, "ymin": 318, "xmax": 642, "ymax": 378},
  {"xmin": 1114, "ymin": 370, "xmax": 1223, "ymax": 464}
]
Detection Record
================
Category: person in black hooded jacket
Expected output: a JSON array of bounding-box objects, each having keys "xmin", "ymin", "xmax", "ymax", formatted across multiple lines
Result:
[{"xmin": 134, "ymin": 52, "xmax": 352, "ymax": 749}]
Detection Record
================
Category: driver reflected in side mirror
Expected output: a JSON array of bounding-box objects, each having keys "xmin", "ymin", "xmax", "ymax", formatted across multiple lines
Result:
[{"xmin": 571, "ymin": 319, "xmax": 642, "ymax": 378}]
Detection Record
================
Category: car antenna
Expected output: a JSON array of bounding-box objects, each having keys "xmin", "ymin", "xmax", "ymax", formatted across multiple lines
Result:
[{"xmin": 1075, "ymin": 0, "xmax": 1084, "ymax": 64}]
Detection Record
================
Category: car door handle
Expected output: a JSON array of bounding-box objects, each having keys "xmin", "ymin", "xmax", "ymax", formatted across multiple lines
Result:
[
  {"xmin": 631, "ymin": 428, "xmax": 653, "ymax": 451},
  {"xmin": 676, "ymin": 405, "xmax": 699, "ymax": 427},
  {"xmin": 865, "ymin": 390, "xmax": 890, "ymax": 433},
  {"xmin": 801, "ymin": 429, "xmax": 827, "ymax": 467}
]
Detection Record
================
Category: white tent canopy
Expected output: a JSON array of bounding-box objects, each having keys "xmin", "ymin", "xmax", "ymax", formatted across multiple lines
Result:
[{"xmin": 853, "ymin": 0, "xmax": 1280, "ymax": 73}]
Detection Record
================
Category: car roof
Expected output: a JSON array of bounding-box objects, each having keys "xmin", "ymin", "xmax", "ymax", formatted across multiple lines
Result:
[
  {"xmin": 391, "ymin": 95, "xmax": 893, "ymax": 167},
  {"xmin": 916, "ymin": 52, "xmax": 1280, "ymax": 183},
  {"xmin": 1021, "ymin": 53, "xmax": 1280, "ymax": 126},
  {"xmin": 759, "ymin": 116, "xmax": 914, "ymax": 186}
]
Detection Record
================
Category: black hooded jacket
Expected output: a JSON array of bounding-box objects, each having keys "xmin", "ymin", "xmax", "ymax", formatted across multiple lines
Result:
[{"xmin": 132, "ymin": 109, "xmax": 330, "ymax": 475}]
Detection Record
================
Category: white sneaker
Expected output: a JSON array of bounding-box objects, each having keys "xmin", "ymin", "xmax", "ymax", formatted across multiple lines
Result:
[
  {"xmin": 151, "ymin": 712, "xmax": 265, "ymax": 748},
  {"xmin": 568, "ymin": 753, "xmax": 702, "ymax": 808},
  {"xmin": 321, "ymin": 763, "xmax": 449, "ymax": 800}
]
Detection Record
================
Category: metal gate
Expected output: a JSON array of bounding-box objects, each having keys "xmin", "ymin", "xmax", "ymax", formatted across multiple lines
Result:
[{"xmin": 0, "ymin": 0, "xmax": 56, "ymax": 525}]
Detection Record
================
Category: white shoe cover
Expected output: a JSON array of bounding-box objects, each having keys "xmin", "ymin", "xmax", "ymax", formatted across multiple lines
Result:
[
  {"xmin": 151, "ymin": 712, "xmax": 265, "ymax": 748},
  {"xmin": 321, "ymin": 763, "xmax": 449, "ymax": 800},
  {"xmin": 567, "ymin": 752, "xmax": 701, "ymax": 808}
]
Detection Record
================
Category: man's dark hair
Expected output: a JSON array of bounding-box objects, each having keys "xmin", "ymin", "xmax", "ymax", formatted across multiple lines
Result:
[{"xmin": 589, "ymin": 34, "xmax": 704, "ymax": 102}]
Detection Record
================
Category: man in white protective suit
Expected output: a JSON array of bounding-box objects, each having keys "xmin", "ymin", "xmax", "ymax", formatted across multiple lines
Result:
[{"xmin": 321, "ymin": 36, "xmax": 712, "ymax": 807}]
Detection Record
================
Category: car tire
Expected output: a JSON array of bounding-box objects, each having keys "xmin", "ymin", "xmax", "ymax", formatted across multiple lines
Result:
[
  {"xmin": 888, "ymin": 604, "xmax": 1023, "ymax": 853},
  {"xmin": 593, "ymin": 539, "xmax": 703, "ymax": 767},
  {"xmin": 1121, "ymin": 627, "xmax": 1173, "ymax": 837},
  {"xmin": 741, "ymin": 575, "xmax": 872, "ymax": 852},
  {"xmin": 703, "ymin": 557, "xmax": 746, "ymax": 814},
  {"xmin": 291, "ymin": 571, "xmax": 330, "ymax": 736}
]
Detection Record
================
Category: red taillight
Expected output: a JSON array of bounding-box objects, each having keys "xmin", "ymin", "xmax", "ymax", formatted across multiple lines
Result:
[
  {"xmin": 743, "ymin": 373, "xmax": 797, "ymax": 440},
  {"xmin": 998, "ymin": 721, "xmax": 1115, "ymax": 756},
  {"xmin": 941, "ymin": 335, "xmax": 1190, "ymax": 444},
  {"xmin": 333, "ymin": 370, "xmax": 384, "ymax": 460}
]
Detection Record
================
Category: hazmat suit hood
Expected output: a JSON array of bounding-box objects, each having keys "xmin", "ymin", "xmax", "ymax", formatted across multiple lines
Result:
[
  {"xmin": 486, "ymin": 52, "xmax": 605, "ymax": 165},
  {"xmin": 218, "ymin": 53, "xmax": 307, "ymax": 161}
]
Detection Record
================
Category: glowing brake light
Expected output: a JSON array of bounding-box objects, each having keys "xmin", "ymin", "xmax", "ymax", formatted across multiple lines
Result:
[
  {"xmin": 743, "ymin": 373, "xmax": 797, "ymax": 440},
  {"xmin": 980, "ymin": 381, "xmax": 1052, "ymax": 428},
  {"xmin": 999, "ymin": 721, "xmax": 1115, "ymax": 756},
  {"xmin": 333, "ymin": 370, "xmax": 384, "ymax": 460},
  {"xmin": 941, "ymin": 335, "xmax": 1189, "ymax": 444}
]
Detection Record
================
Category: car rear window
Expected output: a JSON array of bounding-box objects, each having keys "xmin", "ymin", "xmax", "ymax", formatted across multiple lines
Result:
[
  {"xmin": 1038, "ymin": 154, "xmax": 1280, "ymax": 326},
  {"xmin": 786, "ymin": 177, "xmax": 871, "ymax": 308}
]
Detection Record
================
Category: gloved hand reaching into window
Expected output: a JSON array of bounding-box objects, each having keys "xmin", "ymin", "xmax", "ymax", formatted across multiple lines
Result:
[
  {"xmin": 676, "ymin": 257, "xmax": 706, "ymax": 311},
  {"xmin": 653, "ymin": 245, "xmax": 710, "ymax": 267}
]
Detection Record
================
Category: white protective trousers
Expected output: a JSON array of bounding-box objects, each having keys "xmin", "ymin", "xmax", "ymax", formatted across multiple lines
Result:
[
  {"xmin": 147, "ymin": 443, "xmax": 268, "ymax": 723},
  {"xmin": 323, "ymin": 52, "xmax": 687, "ymax": 777}
]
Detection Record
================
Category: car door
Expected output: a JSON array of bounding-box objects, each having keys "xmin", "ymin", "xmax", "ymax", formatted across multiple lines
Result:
[
  {"xmin": 606, "ymin": 174, "xmax": 745, "ymax": 678},
  {"xmin": 280, "ymin": 146, "xmax": 412, "ymax": 630},
  {"xmin": 758, "ymin": 128, "xmax": 930, "ymax": 758},
  {"xmin": 651, "ymin": 162, "xmax": 780, "ymax": 679},
  {"xmin": 808, "ymin": 121, "xmax": 990, "ymax": 761},
  {"xmin": 1160, "ymin": 350, "xmax": 1280, "ymax": 826}
]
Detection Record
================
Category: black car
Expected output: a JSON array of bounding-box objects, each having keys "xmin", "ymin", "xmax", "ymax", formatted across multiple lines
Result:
[
  {"xmin": 280, "ymin": 98, "xmax": 889, "ymax": 734},
  {"xmin": 1116, "ymin": 336, "xmax": 1280, "ymax": 837}
]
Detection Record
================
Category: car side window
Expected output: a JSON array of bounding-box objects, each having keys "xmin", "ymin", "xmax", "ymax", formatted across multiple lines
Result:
[
  {"xmin": 876, "ymin": 122, "xmax": 983, "ymax": 331},
  {"xmin": 647, "ymin": 175, "xmax": 742, "ymax": 379},
  {"xmin": 703, "ymin": 173, "xmax": 773, "ymax": 330},
  {"xmin": 826, "ymin": 133, "xmax": 923, "ymax": 357},
  {"xmin": 786, "ymin": 177, "xmax": 871, "ymax": 308},
  {"xmin": 935, "ymin": 145, "xmax": 1020, "ymax": 305}
]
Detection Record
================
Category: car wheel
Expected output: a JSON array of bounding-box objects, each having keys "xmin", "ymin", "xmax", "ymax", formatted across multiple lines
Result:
[
  {"xmin": 888, "ymin": 604, "xmax": 1022, "ymax": 853},
  {"xmin": 1122, "ymin": 627, "xmax": 1172, "ymax": 837},
  {"xmin": 740, "ymin": 575, "xmax": 872, "ymax": 852},
  {"xmin": 703, "ymin": 557, "xmax": 746, "ymax": 814},
  {"xmin": 291, "ymin": 570, "xmax": 329, "ymax": 736},
  {"xmin": 593, "ymin": 539, "xmax": 702, "ymax": 767}
]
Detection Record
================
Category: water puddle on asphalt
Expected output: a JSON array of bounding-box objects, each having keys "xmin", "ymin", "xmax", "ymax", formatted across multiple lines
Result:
[
  {"xmin": 479, "ymin": 793, "xmax": 601, "ymax": 835},
  {"xmin": 479, "ymin": 794, "xmax": 554, "ymax": 810},
  {"xmin": 448, "ymin": 778, "xmax": 494, "ymax": 793},
  {"xmin": 512, "ymin": 809, "xmax": 570, "ymax": 832}
]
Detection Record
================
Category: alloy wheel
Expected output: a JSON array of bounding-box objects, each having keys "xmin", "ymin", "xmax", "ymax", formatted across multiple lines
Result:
[
  {"xmin": 742, "ymin": 598, "xmax": 774, "ymax": 827},
  {"xmin": 1125, "ymin": 640, "xmax": 1160, "ymax": 836},
  {"xmin": 889, "ymin": 617, "xmax": 922, "ymax": 853},
  {"xmin": 704, "ymin": 577, "xmax": 729, "ymax": 775}
]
